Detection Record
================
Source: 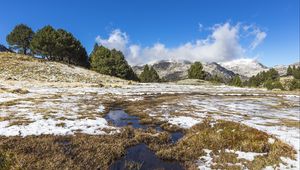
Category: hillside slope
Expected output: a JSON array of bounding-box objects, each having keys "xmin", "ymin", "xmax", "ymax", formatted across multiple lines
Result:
[{"xmin": 0, "ymin": 52, "xmax": 130, "ymax": 85}]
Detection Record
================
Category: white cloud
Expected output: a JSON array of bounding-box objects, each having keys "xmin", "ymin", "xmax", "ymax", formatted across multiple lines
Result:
[
  {"xmin": 250, "ymin": 30, "xmax": 267, "ymax": 50},
  {"xmin": 95, "ymin": 22, "xmax": 266, "ymax": 65},
  {"xmin": 243, "ymin": 24, "xmax": 267, "ymax": 50},
  {"xmin": 95, "ymin": 29, "xmax": 128, "ymax": 52}
]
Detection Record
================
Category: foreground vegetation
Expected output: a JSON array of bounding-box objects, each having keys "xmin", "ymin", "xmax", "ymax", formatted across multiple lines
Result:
[
  {"xmin": 156, "ymin": 119, "xmax": 296, "ymax": 169},
  {"xmin": 0, "ymin": 119, "xmax": 295, "ymax": 169}
]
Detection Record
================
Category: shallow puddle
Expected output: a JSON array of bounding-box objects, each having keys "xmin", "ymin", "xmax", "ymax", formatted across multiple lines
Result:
[
  {"xmin": 106, "ymin": 108, "xmax": 184, "ymax": 169},
  {"xmin": 109, "ymin": 143, "xmax": 183, "ymax": 170},
  {"xmin": 105, "ymin": 107, "xmax": 184, "ymax": 143},
  {"xmin": 105, "ymin": 107, "xmax": 147, "ymax": 129},
  {"xmin": 170, "ymin": 131, "xmax": 184, "ymax": 143}
]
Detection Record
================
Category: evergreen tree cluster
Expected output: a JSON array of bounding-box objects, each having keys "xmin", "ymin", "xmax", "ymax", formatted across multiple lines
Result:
[
  {"xmin": 287, "ymin": 65, "xmax": 300, "ymax": 79},
  {"xmin": 286, "ymin": 66, "xmax": 300, "ymax": 90},
  {"xmin": 207, "ymin": 75, "xmax": 224, "ymax": 84},
  {"xmin": 3, "ymin": 23, "xmax": 300, "ymax": 86},
  {"xmin": 229, "ymin": 75, "xmax": 243, "ymax": 87},
  {"xmin": 246, "ymin": 68, "xmax": 279, "ymax": 87},
  {"xmin": 245, "ymin": 68, "xmax": 283, "ymax": 90},
  {"xmin": 6, "ymin": 24, "xmax": 89, "ymax": 67},
  {"xmin": 264, "ymin": 79, "xmax": 284, "ymax": 90},
  {"xmin": 288, "ymin": 79, "xmax": 300, "ymax": 90},
  {"xmin": 89, "ymin": 45, "xmax": 138, "ymax": 81},
  {"xmin": 139, "ymin": 65, "xmax": 161, "ymax": 82},
  {"xmin": 188, "ymin": 62, "xmax": 205, "ymax": 79},
  {"xmin": 6, "ymin": 24, "xmax": 34, "ymax": 55}
]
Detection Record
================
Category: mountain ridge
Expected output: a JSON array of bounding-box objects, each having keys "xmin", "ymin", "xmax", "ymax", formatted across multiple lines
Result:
[
  {"xmin": 133, "ymin": 60, "xmax": 237, "ymax": 82},
  {"xmin": 133, "ymin": 59, "xmax": 298, "ymax": 81}
]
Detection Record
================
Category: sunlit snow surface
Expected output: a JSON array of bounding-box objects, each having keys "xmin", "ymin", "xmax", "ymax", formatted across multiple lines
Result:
[{"xmin": 0, "ymin": 82, "xmax": 299, "ymax": 169}]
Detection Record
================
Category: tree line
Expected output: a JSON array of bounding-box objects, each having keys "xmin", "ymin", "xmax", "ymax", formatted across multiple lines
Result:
[
  {"xmin": 3, "ymin": 24, "xmax": 300, "ymax": 89},
  {"xmin": 6, "ymin": 24, "xmax": 89, "ymax": 67},
  {"xmin": 187, "ymin": 61, "xmax": 243, "ymax": 87},
  {"xmin": 187, "ymin": 61, "xmax": 300, "ymax": 90},
  {"xmin": 4, "ymin": 24, "xmax": 157, "ymax": 81}
]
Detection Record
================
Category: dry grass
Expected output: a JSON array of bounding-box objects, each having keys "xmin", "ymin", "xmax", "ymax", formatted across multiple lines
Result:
[
  {"xmin": 8, "ymin": 119, "xmax": 34, "ymax": 126},
  {"xmin": 56, "ymin": 122, "xmax": 66, "ymax": 127},
  {"xmin": 122, "ymin": 94, "xmax": 185, "ymax": 127},
  {"xmin": 160, "ymin": 122, "xmax": 183, "ymax": 132},
  {"xmin": 263, "ymin": 119, "xmax": 300, "ymax": 128},
  {"xmin": 0, "ymin": 108, "xmax": 297, "ymax": 169},
  {"xmin": 9, "ymin": 88, "xmax": 30, "ymax": 94},
  {"xmin": 280, "ymin": 119, "xmax": 300, "ymax": 128},
  {"xmin": 0, "ymin": 131, "xmax": 131, "ymax": 169},
  {"xmin": 0, "ymin": 127, "xmax": 177, "ymax": 170},
  {"xmin": 0, "ymin": 52, "xmax": 130, "ymax": 85},
  {"xmin": 155, "ymin": 119, "xmax": 296, "ymax": 169},
  {"xmin": 0, "ymin": 90, "xmax": 298, "ymax": 169}
]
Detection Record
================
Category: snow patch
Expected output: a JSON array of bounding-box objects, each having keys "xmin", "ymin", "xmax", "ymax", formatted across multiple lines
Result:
[
  {"xmin": 225, "ymin": 149, "xmax": 267, "ymax": 161},
  {"xmin": 197, "ymin": 149, "xmax": 213, "ymax": 170},
  {"xmin": 98, "ymin": 104, "xmax": 105, "ymax": 113},
  {"xmin": 168, "ymin": 116, "xmax": 201, "ymax": 128}
]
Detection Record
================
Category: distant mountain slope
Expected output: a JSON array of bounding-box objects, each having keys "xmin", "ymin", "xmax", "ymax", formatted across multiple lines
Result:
[
  {"xmin": 220, "ymin": 59, "xmax": 269, "ymax": 77},
  {"xmin": 203, "ymin": 62, "xmax": 236, "ymax": 80},
  {"xmin": 0, "ymin": 52, "xmax": 129, "ymax": 85},
  {"xmin": 133, "ymin": 60, "xmax": 236, "ymax": 82},
  {"xmin": 274, "ymin": 62, "xmax": 300, "ymax": 76}
]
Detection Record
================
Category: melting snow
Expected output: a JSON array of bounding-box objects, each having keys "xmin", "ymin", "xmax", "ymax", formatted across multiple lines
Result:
[
  {"xmin": 225, "ymin": 149, "xmax": 267, "ymax": 161},
  {"xmin": 197, "ymin": 149, "xmax": 213, "ymax": 170},
  {"xmin": 0, "ymin": 81, "xmax": 299, "ymax": 168},
  {"xmin": 168, "ymin": 116, "xmax": 201, "ymax": 129}
]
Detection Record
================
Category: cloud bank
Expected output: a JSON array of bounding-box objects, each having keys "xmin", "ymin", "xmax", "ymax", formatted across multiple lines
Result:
[{"xmin": 95, "ymin": 22, "xmax": 266, "ymax": 65}]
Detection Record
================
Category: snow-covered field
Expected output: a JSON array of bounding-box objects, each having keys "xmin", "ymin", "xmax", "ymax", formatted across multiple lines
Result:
[{"xmin": 0, "ymin": 81, "xmax": 299, "ymax": 169}]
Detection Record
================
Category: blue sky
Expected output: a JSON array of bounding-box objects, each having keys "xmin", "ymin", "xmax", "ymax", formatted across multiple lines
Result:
[{"xmin": 0, "ymin": 0, "xmax": 299, "ymax": 66}]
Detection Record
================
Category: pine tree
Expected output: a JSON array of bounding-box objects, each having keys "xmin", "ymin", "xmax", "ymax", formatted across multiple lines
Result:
[
  {"xmin": 6, "ymin": 24, "xmax": 34, "ymax": 55},
  {"xmin": 267, "ymin": 68, "xmax": 279, "ymax": 80},
  {"xmin": 139, "ymin": 65, "xmax": 160, "ymax": 82},
  {"xmin": 30, "ymin": 26, "xmax": 88, "ymax": 67},
  {"xmin": 55, "ymin": 29, "xmax": 88, "ymax": 67},
  {"xmin": 30, "ymin": 25, "xmax": 58, "ymax": 60},
  {"xmin": 89, "ymin": 46, "xmax": 138, "ymax": 80},
  {"xmin": 230, "ymin": 75, "xmax": 242, "ymax": 87},
  {"xmin": 149, "ymin": 67, "xmax": 160, "ymax": 82},
  {"xmin": 139, "ymin": 65, "xmax": 150, "ymax": 82},
  {"xmin": 287, "ymin": 66, "xmax": 293, "ymax": 76},
  {"xmin": 188, "ymin": 62, "xmax": 205, "ymax": 79},
  {"xmin": 292, "ymin": 66, "xmax": 300, "ymax": 79}
]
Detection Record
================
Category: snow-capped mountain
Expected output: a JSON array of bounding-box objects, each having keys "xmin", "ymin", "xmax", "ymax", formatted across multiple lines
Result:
[
  {"xmin": 133, "ymin": 60, "xmax": 191, "ymax": 81},
  {"xmin": 133, "ymin": 58, "xmax": 298, "ymax": 81},
  {"xmin": 220, "ymin": 58, "xmax": 269, "ymax": 77},
  {"xmin": 133, "ymin": 60, "xmax": 236, "ymax": 82}
]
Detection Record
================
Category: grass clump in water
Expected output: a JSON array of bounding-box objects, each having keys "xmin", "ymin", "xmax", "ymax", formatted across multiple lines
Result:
[{"xmin": 156, "ymin": 119, "xmax": 296, "ymax": 169}]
